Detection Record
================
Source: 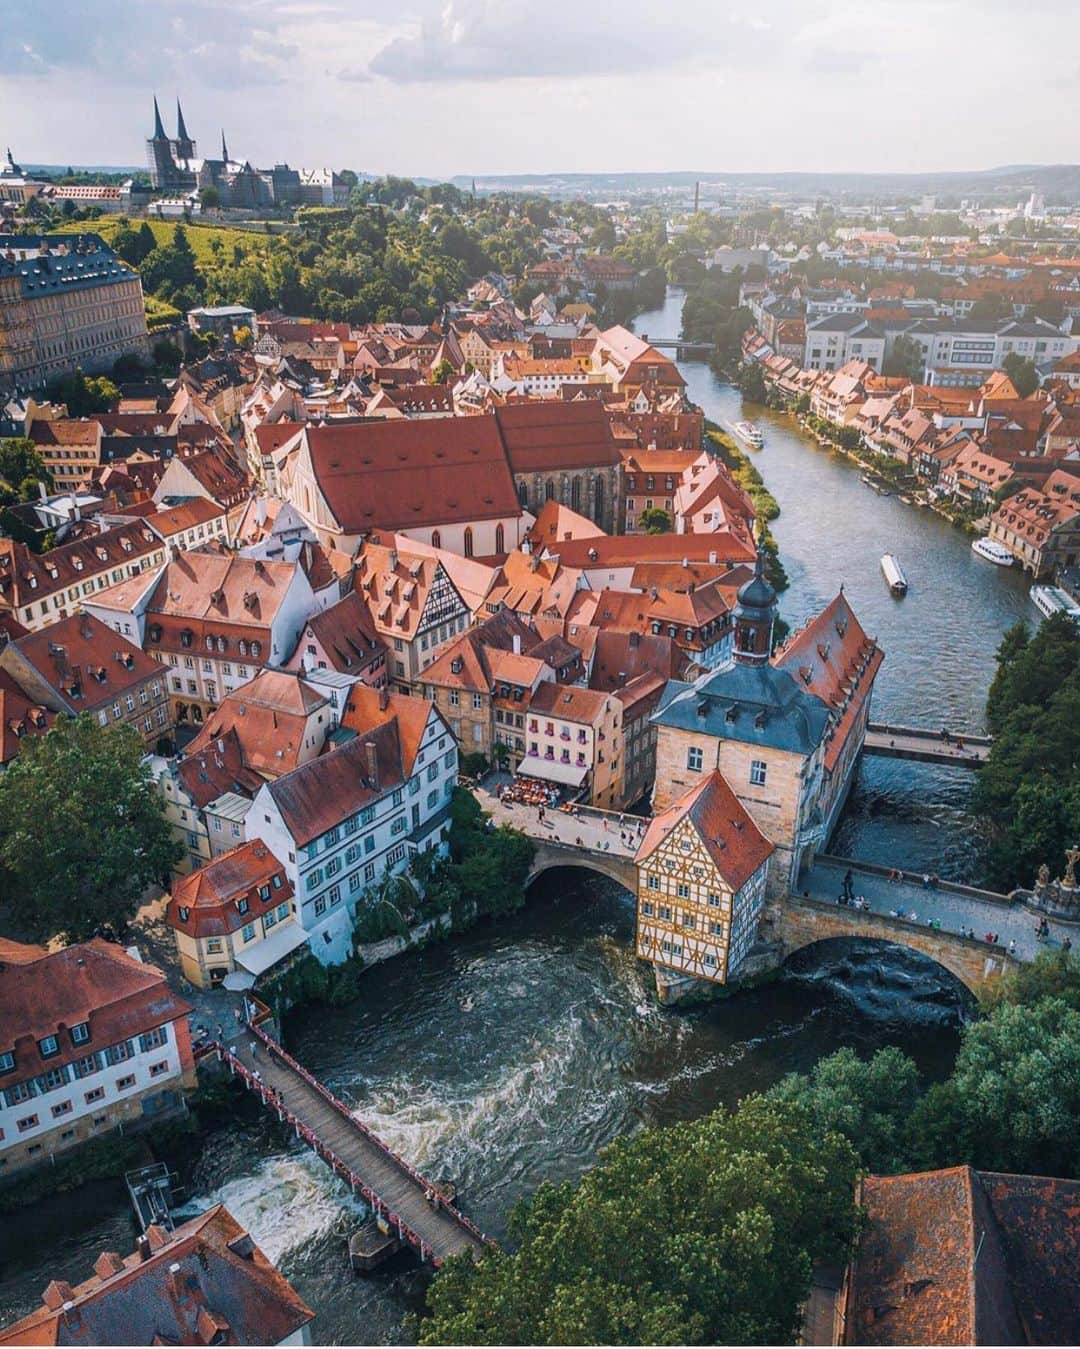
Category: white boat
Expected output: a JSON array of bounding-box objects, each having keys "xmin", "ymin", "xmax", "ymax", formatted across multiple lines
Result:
[
  {"xmin": 971, "ymin": 537, "xmax": 1015, "ymax": 567},
  {"xmin": 880, "ymin": 553, "xmax": 908, "ymax": 596},
  {"xmin": 1030, "ymin": 585, "xmax": 1080, "ymax": 623},
  {"xmin": 733, "ymin": 420, "xmax": 764, "ymax": 448}
]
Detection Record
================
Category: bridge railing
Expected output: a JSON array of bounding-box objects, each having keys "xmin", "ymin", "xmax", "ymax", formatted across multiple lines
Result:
[
  {"xmin": 867, "ymin": 722, "xmax": 993, "ymax": 747},
  {"xmin": 788, "ymin": 891, "xmax": 1013, "ymax": 954},
  {"xmin": 245, "ymin": 1021, "xmax": 493, "ymax": 1255},
  {"xmin": 813, "ymin": 853, "xmax": 1013, "ymax": 908}
]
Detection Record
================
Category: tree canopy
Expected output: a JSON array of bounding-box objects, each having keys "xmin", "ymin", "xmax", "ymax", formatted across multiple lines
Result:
[
  {"xmin": 1002, "ymin": 350, "xmax": 1040, "ymax": 398},
  {"xmin": 0, "ymin": 715, "xmax": 180, "ymax": 941},
  {"xmin": 974, "ymin": 614, "xmax": 1080, "ymax": 888},
  {"xmin": 420, "ymin": 1095, "xmax": 860, "ymax": 1346}
]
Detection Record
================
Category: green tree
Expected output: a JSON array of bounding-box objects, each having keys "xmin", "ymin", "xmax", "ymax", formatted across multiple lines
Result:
[
  {"xmin": 639, "ymin": 506, "xmax": 672, "ymax": 535},
  {"xmin": 737, "ymin": 361, "xmax": 768, "ymax": 403},
  {"xmin": 883, "ymin": 333, "xmax": 925, "ymax": 380},
  {"xmin": 765, "ymin": 1046, "xmax": 922, "ymax": 1175},
  {"xmin": 199, "ymin": 186, "xmax": 221, "ymax": 211},
  {"xmin": 46, "ymin": 370, "xmax": 119, "ymax": 416},
  {"xmin": 0, "ymin": 437, "xmax": 52, "ymax": 498},
  {"xmin": 419, "ymin": 1094, "xmax": 860, "ymax": 1346},
  {"xmin": 0, "ymin": 715, "xmax": 180, "ymax": 941},
  {"xmin": 911, "ymin": 996, "xmax": 1080, "ymax": 1177},
  {"xmin": 1003, "ymin": 350, "xmax": 1040, "ymax": 398}
]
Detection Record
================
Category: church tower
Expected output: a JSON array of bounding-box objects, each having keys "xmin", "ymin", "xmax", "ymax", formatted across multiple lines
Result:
[
  {"xmin": 733, "ymin": 529, "xmax": 777, "ymax": 664},
  {"xmin": 174, "ymin": 98, "xmax": 196, "ymax": 161},
  {"xmin": 146, "ymin": 96, "xmax": 175, "ymax": 189}
]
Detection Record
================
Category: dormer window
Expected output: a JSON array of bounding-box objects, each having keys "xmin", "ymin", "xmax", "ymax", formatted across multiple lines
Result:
[
  {"xmin": 178, "ymin": 906, "xmax": 190, "ymax": 922},
  {"xmin": 250, "ymin": 641, "xmax": 261, "ymax": 658},
  {"xmin": 238, "ymin": 640, "xmax": 247, "ymax": 657},
  {"xmin": 38, "ymin": 1035, "xmax": 59, "ymax": 1059},
  {"xmin": 236, "ymin": 898, "xmax": 249, "ymax": 915},
  {"xmin": 0, "ymin": 1050, "xmax": 14, "ymax": 1074},
  {"xmin": 70, "ymin": 1022, "xmax": 90, "ymax": 1045}
]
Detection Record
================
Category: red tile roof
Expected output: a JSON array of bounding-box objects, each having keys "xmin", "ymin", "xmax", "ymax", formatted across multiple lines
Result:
[
  {"xmin": 302, "ymin": 417, "xmax": 520, "ymax": 532},
  {"xmin": 494, "ymin": 398, "xmax": 621, "ymax": 473},
  {"xmin": 1, "ymin": 613, "xmax": 165, "ymax": 714},
  {"xmin": 636, "ymin": 769, "xmax": 774, "ymax": 892},
  {"xmin": 168, "ymin": 840, "xmax": 293, "ymax": 939},
  {"xmin": 0, "ymin": 939, "xmax": 191, "ymax": 1086}
]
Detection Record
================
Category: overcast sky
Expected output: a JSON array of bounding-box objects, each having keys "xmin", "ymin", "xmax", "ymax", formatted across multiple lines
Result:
[{"xmin": 2, "ymin": 0, "xmax": 1078, "ymax": 178}]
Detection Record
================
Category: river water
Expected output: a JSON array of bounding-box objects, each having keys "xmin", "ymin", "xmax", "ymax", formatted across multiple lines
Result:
[{"xmin": 0, "ymin": 290, "xmax": 1034, "ymax": 1344}]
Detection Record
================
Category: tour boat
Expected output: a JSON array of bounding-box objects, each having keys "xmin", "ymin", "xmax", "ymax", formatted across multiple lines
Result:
[
  {"xmin": 733, "ymin": 420, "xmax": 764, "ymax": 448},
  {"xmin": 1030, "ymin": 585, "xmax": 1080, "ymax": 623},
  {"xmin": 880, "ymin": 553, "xmax": 908, "ymax": 596},
  {"xmin": 971, "ymin": 537, "xmax": 1015, "ymax": 567}
]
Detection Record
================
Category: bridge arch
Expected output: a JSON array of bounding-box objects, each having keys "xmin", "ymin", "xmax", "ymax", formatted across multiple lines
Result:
[
  {"xmin": 526, "ymin": 841, "xmax": 637, "ymax": 893},
  {"xmin": 770, "ymin": 897, "xmax": 1014, "ymax": 994}
]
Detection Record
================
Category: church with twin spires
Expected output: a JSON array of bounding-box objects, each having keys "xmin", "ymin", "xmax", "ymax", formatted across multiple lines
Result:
[{"xmin": 145, "ymin": 98, "xmax": 347, "ymax": 209}]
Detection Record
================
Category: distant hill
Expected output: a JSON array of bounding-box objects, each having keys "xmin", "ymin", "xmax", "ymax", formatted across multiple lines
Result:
[{"xmin": 450, "ymin": 164, "xmax": 1080, "ymax": 205}]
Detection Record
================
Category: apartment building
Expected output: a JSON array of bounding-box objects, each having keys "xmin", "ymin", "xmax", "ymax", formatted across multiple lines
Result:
[{"xmin": 0, "ymin": 938, "xmax": 194, "ymax": 1175}]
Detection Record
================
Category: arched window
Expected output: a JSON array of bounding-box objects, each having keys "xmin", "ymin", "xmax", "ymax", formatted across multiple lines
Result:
[
  {"xmin": 545, "ymin": 479, "xmax": 555, "ymax": 502},
  {"xmin": 595, "ymin": 475, "xmax": 604, "ymax": 521},
  {"xmin": 431, "ymin": 529, "xmax": 441, "ymax": 549},
  {"xmin": 495, "ymin": 523, "xmax": 505, "ymax": 553},
  {"xmin": 464, "ymin": 527, "xmax": 474, "ymax": 558},
  {"xmin": 517, "ymin": 480, "xmax": 529, "ymax": 508},
  {"xmin": 570, "ymin": 477, "xmax": 581, "ymax": 510}
]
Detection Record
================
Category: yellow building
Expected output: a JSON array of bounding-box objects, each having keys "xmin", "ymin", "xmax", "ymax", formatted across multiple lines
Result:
[
  {"xmin": 635, "ymin": 770, "xmax": 773, "ymax": 986},
  {"xmin": 165, "ymin": 840, "xmax": 306, "ymax": 989}
]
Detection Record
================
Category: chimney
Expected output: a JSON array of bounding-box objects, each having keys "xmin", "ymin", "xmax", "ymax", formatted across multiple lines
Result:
[
  {"xmin": 38, "ymin": 479, "xmax": 47, "ymax": 503},
  {"xmin": 378, "ymin": 684, "xmax": 389, "ymax": 712},
  {"xmin": 69, "ymin": 490, "xmax": 80, "ymax": 522},
  {"xmin": 512, "ymin": 633, "xmax": 521, "ymax": 655},
  {"xmin": 364, "ymin": 739, "xmax": 379, "ymax": 789},
  {"xmin": 709, "ymin": 550, "xmax": 717, "ymax": 564}
]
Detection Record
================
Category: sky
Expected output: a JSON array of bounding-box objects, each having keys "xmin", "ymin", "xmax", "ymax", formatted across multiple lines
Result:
[{"xmin": 1, "ymin": 0, "xmax": 1078, "ymax": 179}]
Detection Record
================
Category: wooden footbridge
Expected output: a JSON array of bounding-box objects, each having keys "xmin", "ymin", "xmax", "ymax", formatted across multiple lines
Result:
[{"xmin": 211, "ymin": 1022, "xmax": 490, "ymax": 1266}]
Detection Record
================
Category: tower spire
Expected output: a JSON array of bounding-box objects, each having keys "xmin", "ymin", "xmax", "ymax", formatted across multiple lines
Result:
[
  {"xmin": 152, "ymin": 95, "xmax": 167, "ymax": 141},
  {"xmin": 176, "ymin": 98, "xmax": 190, "ymax": 142},
  {"xmin": 221, "ymin": 128, "xmax": 229, "ymax": 162}
]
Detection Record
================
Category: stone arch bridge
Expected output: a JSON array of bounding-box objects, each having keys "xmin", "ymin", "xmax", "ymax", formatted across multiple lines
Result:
[
  {"xmin": 762, "ymin": 893, "xmax": 1017, "ymax": 994},
  {"xmin": 527, "ymin": 838, "xmax": 637, "ymax": 891}
]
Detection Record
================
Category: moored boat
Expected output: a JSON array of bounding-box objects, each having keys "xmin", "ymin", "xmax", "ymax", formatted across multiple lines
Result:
[
  {"xmin": 880, "ymin": 553, "xmax": 908, "ymax": 596},
  {"xmin": 971, "ymin": 537, "xmax": 1015, "ymax": 567},
  {"xmin": 733, "ymin": 420, "xmax": 764, "ymax": 448},
  {"xmin": 1030, "ymin": 585, "xmax": 1080, "ymax": 623}
]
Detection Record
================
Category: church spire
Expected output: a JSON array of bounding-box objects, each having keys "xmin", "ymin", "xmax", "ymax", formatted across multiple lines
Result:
[
  {"xmin": 151, "ymin": 95, "xmax": 167, "ymax": 141},
  {"xmin": 221, "ymin": 128, "xmax": 229, "ymax": 162},
  {"xmin": 733, "ymin": 522, "xmax": 777, "ymax": 664},
  {"xmin": 176, "ymin": 98, "xmax": 190, "ymax": 142}
]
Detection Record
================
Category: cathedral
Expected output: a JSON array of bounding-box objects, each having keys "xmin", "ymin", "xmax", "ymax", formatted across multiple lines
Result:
[{"xmin": 145, "ymin": 99, "xmax": 346, "ymax": 209}]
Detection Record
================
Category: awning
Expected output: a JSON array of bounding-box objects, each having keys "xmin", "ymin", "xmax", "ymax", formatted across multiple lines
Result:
[
  {"xmin": 517, "ymin": 758, "xmax": 590, "ymax": 788},
  {"xmin": 222, "ymin": 969, "xmax": 257, "ymax": 992},
  {"xmin": 235, "ymin": 922, "xmax": 310, "ymax": 977}
]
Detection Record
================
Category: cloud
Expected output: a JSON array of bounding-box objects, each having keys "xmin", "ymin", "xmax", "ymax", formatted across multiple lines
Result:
[
  {"xmin": 366, "ymin": 1, "xmax": 774, "ymax": 83},
  {"xmin": 2, "ymin": 0, "xmax": 298, "ymax": 84}
]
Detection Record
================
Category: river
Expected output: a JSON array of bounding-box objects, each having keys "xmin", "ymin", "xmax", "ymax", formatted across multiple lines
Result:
[{"xmin": 0, "ymin": 289, "xmax": 1033, "ymax": 1344}]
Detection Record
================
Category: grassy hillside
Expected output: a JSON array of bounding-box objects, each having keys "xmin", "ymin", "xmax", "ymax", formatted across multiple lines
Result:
[{"xmin": 54, "ymin": 217, "xmax": 281, "ymax": 267}]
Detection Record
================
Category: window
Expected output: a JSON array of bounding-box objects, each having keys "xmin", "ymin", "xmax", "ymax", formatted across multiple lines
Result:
[
  {"xmin": 681, "ymin": 913, "xmax": 695, "ymax": 929},
  {"xmin": 105, "ymin": 1041, "xmax": 134, "ymax": 1067},
  {"xmin": 139, "ymin": 1027, "xmax": 167, "ymax": 1053},
  {"xmin": 241, "ymin": 923, "xmax": 256, "ymax": 943},
  {"xmin": 707, "ymin": 893, "xmax": 720, "ymax": 908},
  {"xmin": 749, "ymin": 759, "xmax": 767, "ymax": 787},
  {"xmin": 17, "ymin": 1115, "xmax": 39, "ymax": 1134},
  {"xmin": 449, "ymin": 690, "xmax": 460, "ymax": 707},
  {"xmin": 0, "ymin": 1051, "xmax": 13, "ymax": 1074},
  {"xmin": 39, "ymin": 1065, "xmax": 69, "ymax": 1092},
  {"xmin": 116, "ymin": 1074, "xmax": 136, "ymax": 1091},
  {"xmin": 51, "ymin": 1100, "xmax": 72, "ymax": 1118},
  {"xmin": 149, "ymin": 1061, "xmax": 170, "ymax": 1078},
  {"xmin": 659, "ymin": 905, "xmax": 673, "ymax": 922},
  {"xmin": 38, "ymin": 1035, "xmax": 59, "ymax": 1059},
  {"xmin": 463, "ymin": 527, "xmax": 474, "ymax": 558},
  {"xmin": 313, "ymin": 896, "xmax": 327, "ymax": 917},
  {"xmin": 687, "ymin": 747, "xmax": 703, "ymax": 772},
  {"xmin": 646, "ymin": 874, "xmax": 659, "ymax": 890},
  {"xmin": 676, "ymin": 882, "xmax": 690, "ymax": 899},
  {"xmin": 364, "ymin": 861, "xmax": 376, "ymax": 882},
  {"xmin": 391, "ymin": 816, "xmax": 406, "ymax": 836},
  {"xmin": 642, "ymin": 901, "xmax": 654, "ymax": 916}
]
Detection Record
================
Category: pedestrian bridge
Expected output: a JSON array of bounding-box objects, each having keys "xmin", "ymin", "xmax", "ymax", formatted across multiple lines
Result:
[
  {"xmin": 214, "ymin": 1024, "xmax": 491, "ymax": 1266},
  {"xmin": 864, "ymin": 722, "xmax": 992, "ymax": 768},
  {"xmin": 638, "ymin": 334, "xmax": 716, "ymax": 355}
]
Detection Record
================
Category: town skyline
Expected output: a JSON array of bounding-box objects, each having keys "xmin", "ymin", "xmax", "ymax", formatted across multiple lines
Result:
[{"xmin": 2, "ymin": 0, "xmax": 1079, "ymax": 178}]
